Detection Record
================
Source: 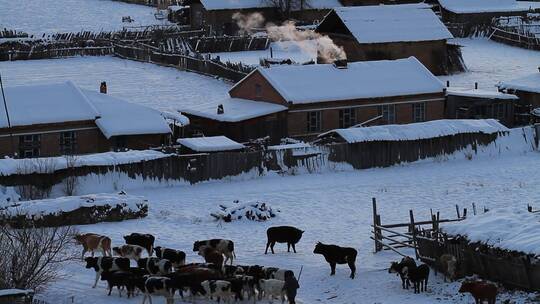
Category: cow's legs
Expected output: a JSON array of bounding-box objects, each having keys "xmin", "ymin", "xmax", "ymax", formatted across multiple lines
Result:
[
  {"xmin": 265, "ymin": 242, "xmax": 271, "ymax": 254},
  {"xmin": 93, "ymin": 271, "xmax": 100, "ymax": 288},
  {"xmin": 292, "ymin": 243, "xmax": 297, "ymax": 253},
  {"xmin": 330, "ymin": 263, "xmax": 336, "ymax": 276},
  {"xmin": 270, "ymin": 242, "xmax": 276, "ymax": 254},
  {"xmin": 287, "ymin": 243, "xmax": 291, "ymax": 252},
  {"xmin": 348, "ymin": 260, "xmax": 356, "ymax": 279}
]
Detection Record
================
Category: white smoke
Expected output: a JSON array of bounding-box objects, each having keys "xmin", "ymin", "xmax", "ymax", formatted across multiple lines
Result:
[
  {"xmin": 232, "ymin": 13, "xmax": 346, "ymax": 63},
  {"xmin": 232, "ymin": 12, "xmax": 265, "ymax": 35}
]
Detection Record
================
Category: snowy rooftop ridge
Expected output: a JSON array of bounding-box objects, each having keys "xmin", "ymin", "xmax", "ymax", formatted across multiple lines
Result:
[
  {"xmin": 252, "ymin": 57, "xmax": 445, "ymax": 104},
  {"xmin": 439, "ymin": 0, "xmax": 540, "ymax": 14},
  {"xmin": 325, "ymin": 3, "xmax": 453, "ymax": 44},
  {"xmin": 179, "ymin": 98, "xmax": 287, "ymax": 122},
  {"xmin": 198, "ymin": 0, "xmax": 340, "ymax": 10},
  {"xmin": 497, "ymin": 72, "xmax": 540, "ymax": 94},
  {"xmin": 443, "ymin": 206, "xmax": 540, "ymax": 256},
  {"xmin": 446, "ymin": 88, "xmax": 519, "ymax": 100},
  {"xmin": 178, "ymin": 136, "xmax": 245, "ymax": 152},
  {"xmin": 320, "ymin": 119, "xmax": 508, "ymax": 143}
]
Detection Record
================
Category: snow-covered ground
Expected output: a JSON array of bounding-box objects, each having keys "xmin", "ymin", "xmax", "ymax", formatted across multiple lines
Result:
[
  {"xmin": 0, "ymin": 0, "xmax": 167, "ymax": 35},
  {"xmin": 34, "ymin": 130, "xmax": 540, "ymax": 303},
  {"xmin": 0, "ymin": 57, "xmax": 231, "ymax": 112}
]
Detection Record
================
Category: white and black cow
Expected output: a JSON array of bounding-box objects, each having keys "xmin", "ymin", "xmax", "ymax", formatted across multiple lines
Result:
[
  {"xmin": 113, "ymin": 244, "xmax": 145, "ymax": 261},
  {"xmin": 85, "ymin": 257, "xmax": 130, "ymax": 288},
  {"xmin": 141, "ymin": 276, "xmax": 175, "ymax": 304},
  {"xmin": 154, "ymin": 246, "xmax": 186, "ymax": 269},
  {"xmin": 137, "ymin": 257, "xmax": 172, "ymax": 275},
  {"xmin": 233, "ymin": 275, "xmax": 257, "ymax": 302},
  {"xmin": 123, "ymin": 233, "xmax": 155, "ymax": 256},
  {"xmin": 193, "ymin": 239, "xmax": 236, "ymax": 265},
  {"xmin": 201, "ymin": 280, "xmax": 234, "ymax": 303},
  {"xmin": 262, "ymin": 267, "xmax": 293, "ymax": 281}
]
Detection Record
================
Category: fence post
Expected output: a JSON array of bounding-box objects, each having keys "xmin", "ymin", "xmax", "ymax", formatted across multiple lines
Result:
[
  {"xmin": 455, "ymin": 204, "xmax": 461, "ymax": 218},
  {"xmin": 372, "ymin": 198, "xmax": 382, "ymax": 252},
  {"xmin": 409, "ymin": 209, "xmax": 419, "ymax": 259}
]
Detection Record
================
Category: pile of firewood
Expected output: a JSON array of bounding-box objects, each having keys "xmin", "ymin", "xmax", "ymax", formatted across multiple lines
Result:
[{"xmin": 211, "ymin": 201, "xmax": 278, "ymax": 222}]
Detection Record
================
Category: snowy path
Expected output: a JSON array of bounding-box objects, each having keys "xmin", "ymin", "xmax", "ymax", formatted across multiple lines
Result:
[
  {"xmin": 0, "ymin": 0, "xmax": 167, "ymax": 34},
  {"xmin": 41, "ymin": 151, "xmax": 540, "ymax": 303},
  {"xmin": 0, "ymin": 56, "xmax": 231, "ymax": 112}
]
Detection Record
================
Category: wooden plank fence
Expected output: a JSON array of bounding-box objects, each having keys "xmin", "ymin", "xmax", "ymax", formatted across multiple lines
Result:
[
  {"xmin": 489, "ymin": 26, "xmax": 540, "ymax": 50},
  {"xmin": 187, "ymin": 36, "xmax": 270, "ymax": 53}
]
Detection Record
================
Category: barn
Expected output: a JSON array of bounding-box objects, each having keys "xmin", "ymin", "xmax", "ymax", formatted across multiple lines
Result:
[
  {"xmin": 497, "ymin": 71, "xmax": 540, "ymax": 125},
  {"xmin": 315, "ymin": 3, "xmax": 454, "ymax": 75},
  {"xmin": 0, "ymin": 82, "xmax": 172, "ymax": 158},
  {"xmin": 183, "ymin": 57, "xmax": 447, "ymax": 142},
  {"xmin": 445, "ymin": 87, "xmax": 518, "ymax": 127}
]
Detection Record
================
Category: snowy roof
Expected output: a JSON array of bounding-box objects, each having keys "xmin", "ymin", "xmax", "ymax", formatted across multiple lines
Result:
[
  {"xmin": 439, "ymin": 0, "xmax": 540, "ymax": 14},
  {"xmin": 199, "ymin": 0, "xmax": 272, "ymax": 10},
  {"xmin": 291, "ymin": 0, "xmax": 342, "ymax": 10},
  {"xmin": 82, "ymin": 90, "xmax": 171, "ymax": 139},
  {"xmin": 497, "ymin": 72, "xmax": 540, "ymax": 94},
  {"xmin": 447, "ymin": 88, "xmax": 518, "ymax": 100},
  {"xmin": 0, "ymin": 289, "xmax": 33, "ymax": 297},
  {"xmin": 179, "ymin": 97, "xmax": 287, "ymax": 122},
  {"xmin": 251, "ymin": 57, "xmax": 445, "ymax": 104},
  {"xmin": 178, "ymin": 136, "xmax": 245, "ymax": 152},
  {"xmin": 161, "ymin": 111, "xmax": 190, "ymax": 126},
  {"xmin": 319, "ymin": 119, "xmax": 508, "ymax": 143},
  {"xmin": 0, "ymin": 81, "xmax": 99, "ymax": 129},
  {"xmin": 325, "ymin": 4, "xmax": 453, "ymax": 44},
  {"xmin": 443, "ymin": 206, "xmax": 540, "ymax": 256},
  {"xmin": 267, "ymin": 142, "xmax": 311, "ymax": 150}
]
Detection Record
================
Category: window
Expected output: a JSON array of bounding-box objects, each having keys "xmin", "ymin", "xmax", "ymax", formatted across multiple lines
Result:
[
  {"xmin": 114, "ymin": 136, "xmax": 128, "ymax": 151},
  {"xmin": 19, "ymin": 134, "xmax": 41, "ymax": 158},
  {"xmin": 493, "ymin": 103, "xmax": 505, "ymax": 119},
  {"xmin": 339, "ymin": 108, "xmax": 357, "ymax": 128},
  {"xmin": 60, "ymin": 131, "xmax": 77, "ymax": 155},
  {"xmin": 255, "ymin": 84, "xmax": 262, "ymax": 98},
  {"xmin": 379, "ymin": 104, "xmax": 396, "ymax": 124},
  {"xmin": 307, "ymin": 111, "xmax": 322, "ymax": 133},
  {"xmin": 413, "ymin": 102, "xmax": 426, "ymax": 122}
]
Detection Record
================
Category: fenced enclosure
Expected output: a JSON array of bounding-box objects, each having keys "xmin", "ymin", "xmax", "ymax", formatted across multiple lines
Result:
[
  {"xmin": 490, "ymin": 15, "xmax": 540, "ymax": 50},
  {"xmin": 187, "ymin": 36, "xmax": 270, "ymax": 53}
]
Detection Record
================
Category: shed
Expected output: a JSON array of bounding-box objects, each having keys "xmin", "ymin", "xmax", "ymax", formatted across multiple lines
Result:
[
  {"xmin": 438, "ymin": 0, "xmax": 540, "ymax": 23},
  {"xmin": 316, "ymin": 3, "xmax": 454, "ymax": 75},
  {"xmin": 177, "ymin": 135, "xmax": 245, "ymax": 153},
  {"xmin": 498, "ymin": 71, "xmax": 540, "ymax": 125},
  {"xmin": 446, "ymin": 88, "xmax": 518, "ymax": 127}
]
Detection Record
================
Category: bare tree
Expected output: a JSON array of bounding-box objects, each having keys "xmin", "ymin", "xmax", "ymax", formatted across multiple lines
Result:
[
  {"xmin": 62, "ymin": 155, "xmax": 79, "ymax": 196},
  {"xmin": 0, "ymin": 225, "xmax": 78, "ymax": 291},
  {"xmin": 266, "ymin": 0, "xmax": 312, "ymax": 19},
  {"xmin": 16, "ymin": 158, "xmax": 57, "ymax": 200}
]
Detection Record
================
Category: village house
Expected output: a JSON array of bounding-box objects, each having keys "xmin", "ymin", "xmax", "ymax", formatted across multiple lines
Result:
[
  {"xmin": 315, "ymin": 3, "xmax": 454, "ymax": 75},
  {"xmin": 438, "ymin": 0, "xmax": 540, "ymax": 26},
  {"xmin": 0, "ymin": 82, "xmax": 173, "ymax": 158},
  {"xmin": 177, "ymin": 0, "xmax": 341, "ymax": 34},
  {"xmin": 445, "ymin": 87, "xmax": 517, "ymax": 127},
  {"xmin": 497, "ymin": 71, "xmax": 540, "ymax": 125},
  {"xmin": 181, "ymin": 57, "xmax": 447, "ymax": 142}
]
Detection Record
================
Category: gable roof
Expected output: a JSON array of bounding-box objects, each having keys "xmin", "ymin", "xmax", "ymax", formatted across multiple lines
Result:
[
  {"xmin": 497, "ymin": 72, "xmax": 540, "ymax": 94},
  {"xmin": 82, "ymin": 90, "xmax": 171, "ymax": 139},
  {"xmin": 0, "ymin": 81, "xmax": 99, "ymax": 129},
  {"xmin": 243, "ymin": 57, "xmax": 445, "ymax": 104},
  {"xmin": 178, "ymin": 136, "xmax": 245, "ymax": 152},
  {"xmin": 320, "ymin": 3, "xmax": 453, "ymax": 44},
  {"xmin": 438, "ymin": 0, "xmax": 540, "ymax": 14}
]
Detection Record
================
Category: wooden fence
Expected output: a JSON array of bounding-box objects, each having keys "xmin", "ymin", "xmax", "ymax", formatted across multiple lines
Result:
[
  {"xmin": 187, "ymin": 36, "xmax": 270, "ymax": 53},
  {"xmin": 113, "ymin": 42, "xmax": 251, "ymax": 82},
  {"xmin": 489, "ymin": 26, "xmax": 540, "ymax": 50}
]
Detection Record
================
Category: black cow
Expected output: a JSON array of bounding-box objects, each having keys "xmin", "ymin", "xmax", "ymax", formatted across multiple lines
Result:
[
  {"xmin": 100, "ymin": 271, "xmax": 136, "ymax": 298},
  {"xmin": 403, "ymin": 264, "xmax": 430, "ymax": 294},
  {"xmin": 124, "ymin": 233, "xmax": 155, "ymax": 256},
  {"xmin": 265, "ymin": 226, "xmax": 304, "ymax": 254},
  {"xmin": 154, "ymin": 246, "xmax": 186, "ymax": 268},
  {"xmin": 85, "ymin": 257, "xmax": 130, "ymax": 288},
  {"xmin": 137, "ymin": 257, "xmax": 172, "ymax": 275},
  {"xmin": 313, "ymin": 242, "xmax": 357, "ymax": 279},
  {"xmin": 389, "ymin": 256, "xmax": 416, "ymax": 289},
  {"xmin": 193, "ymin": 239, "xmax": 236, "ymax": 265}
]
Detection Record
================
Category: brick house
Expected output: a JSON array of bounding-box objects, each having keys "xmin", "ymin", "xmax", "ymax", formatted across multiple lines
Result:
[
  {"xmin": 182, "ymin": 57, "xmax": 446, "ymax": 141},
  {"xmin": 315, "ymin": 3, "xmax": 454, "ymax": 75},
  {"xmin": 497, "ymin": 71, "xmax": 540, "ymax": 125},
  {"xmin": 0, "ymin": 82, "xmax": 172, "ymax": 158}
]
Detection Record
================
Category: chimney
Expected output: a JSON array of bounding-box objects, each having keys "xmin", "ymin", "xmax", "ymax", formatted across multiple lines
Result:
[
  {"xmin": 100, "ymin": 81, "xmax": 107, "ymax": 94},
  {"xmin": 333, "ymin": 59, "xmax": 347, "ymax": 69},
  {"xmin": 217, "ymin": 104, "xmax": 224, "ymax": 114}
]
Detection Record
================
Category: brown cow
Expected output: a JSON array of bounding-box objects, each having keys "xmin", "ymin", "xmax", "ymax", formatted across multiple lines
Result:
[
  {"xmin": 201, "ymin": 247, "xmax": 224, "ymax": 268},
  {"xmin": 459, "ymin": 281, "xmax": 498, "ymax": 304},
  {"xmin": 75, "ymin": 233, "xmax": 112, "ymax": 260}
]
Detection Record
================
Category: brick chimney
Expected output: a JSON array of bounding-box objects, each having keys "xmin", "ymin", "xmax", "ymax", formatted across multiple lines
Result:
[{"xmin": 100, "ymin": 81, "xmax": 107, "ymax": 94}]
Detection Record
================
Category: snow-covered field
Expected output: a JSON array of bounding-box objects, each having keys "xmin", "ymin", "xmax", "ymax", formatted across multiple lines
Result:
[
  {"xmin": 0, "ymin": 0, "xmax": 166, "ymax": 35},
  {"xmin": 0, "ymin": 57, "xmax": 230, "ymax": 112},
  {"xmin": 33, "ymin": 131, "xmax": 540, "ymax": 304}
]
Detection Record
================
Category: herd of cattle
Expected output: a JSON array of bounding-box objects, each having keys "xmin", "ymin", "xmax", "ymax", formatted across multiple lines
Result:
[{"xmin": 74, "ymin": 225, "xmax": 499, "ymax": 304}]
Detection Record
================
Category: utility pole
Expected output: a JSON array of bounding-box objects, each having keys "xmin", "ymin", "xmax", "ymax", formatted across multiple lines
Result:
[{"xmin": 0, "ymin": 70, "xmax": 16, "ymax": 158}]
